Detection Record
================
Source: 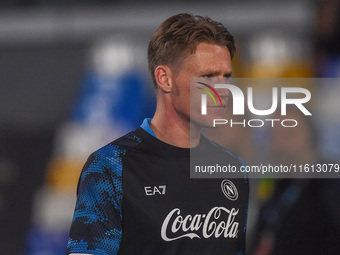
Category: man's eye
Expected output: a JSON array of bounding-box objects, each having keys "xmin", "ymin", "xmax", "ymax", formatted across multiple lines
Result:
[
  {"xmin": 223, "ymin": 75, "xmax": 232, "ymax": 82},
  {"xmin": 202, "ymin": 75, "xmax": 213, "ymax": 79}
]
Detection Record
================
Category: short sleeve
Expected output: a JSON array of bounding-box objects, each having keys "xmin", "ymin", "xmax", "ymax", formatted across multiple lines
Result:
[{"xmin": 66, "ymin": 148, "xmax": 123, "ymax": 255}]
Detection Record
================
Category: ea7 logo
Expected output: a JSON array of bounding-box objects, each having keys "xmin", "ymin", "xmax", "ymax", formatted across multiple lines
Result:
[{"xmin": 145, "ymin": 185, "xmax": 166, "ymax": 196}]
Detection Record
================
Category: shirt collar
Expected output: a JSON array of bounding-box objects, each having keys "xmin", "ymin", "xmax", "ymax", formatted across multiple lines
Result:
[{"xmin": 140, "ymin": 118, "xmax": 156, "ymax": 138}]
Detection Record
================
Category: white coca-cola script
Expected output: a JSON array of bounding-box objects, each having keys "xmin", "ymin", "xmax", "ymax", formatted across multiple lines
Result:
[{"xmin": 161, "ymin": 207, "xmax": 239, "ymax": 241}]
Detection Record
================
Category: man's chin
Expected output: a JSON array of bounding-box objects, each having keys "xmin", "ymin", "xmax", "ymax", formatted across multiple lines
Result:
[{"xmin": 190, "ymin": 116, "xmax": 224, "ymax": 129}]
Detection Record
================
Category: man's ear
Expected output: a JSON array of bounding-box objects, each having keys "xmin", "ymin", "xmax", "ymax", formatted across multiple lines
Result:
[{"xmin": 154, "ymin": 65, "xmax": 172, "ymax": 93}]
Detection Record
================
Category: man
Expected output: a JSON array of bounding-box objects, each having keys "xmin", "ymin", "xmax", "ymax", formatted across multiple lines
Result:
[{"xmin": 67, "ymin": 13, "xmax": 249, "ymax": 255}]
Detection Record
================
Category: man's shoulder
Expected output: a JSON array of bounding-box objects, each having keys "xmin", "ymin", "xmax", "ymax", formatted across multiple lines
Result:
[
  {"xmin": 83, "ymin": 130, "xmax": 143, "ymax": 166},
  {"xmin": 89, "ymin": 129, "xmax": 144, "ymax": 164}
]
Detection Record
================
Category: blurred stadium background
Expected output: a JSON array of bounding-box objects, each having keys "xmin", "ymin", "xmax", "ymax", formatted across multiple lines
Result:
[{"xmin": 0, "ymin": 0, "xmax": 340, "ymax": 254}]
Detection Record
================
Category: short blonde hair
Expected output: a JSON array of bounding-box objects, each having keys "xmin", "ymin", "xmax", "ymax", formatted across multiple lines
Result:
[{"xmin": 147, "ymin": 13, "xmax": 236, "ymax": 88}]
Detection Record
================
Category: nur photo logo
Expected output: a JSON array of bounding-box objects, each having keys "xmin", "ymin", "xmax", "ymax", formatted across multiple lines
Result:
[
  {"xmin": 196, "ymin": 81, "xmax": 223, "ymax": 115},
  {"xmin": 194, "ymin": 79, "xmax": 312, "ymax": 128}
]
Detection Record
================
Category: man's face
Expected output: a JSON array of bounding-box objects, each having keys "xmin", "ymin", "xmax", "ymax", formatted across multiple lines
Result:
[{"xmin": 169, "ymin": 42, "xmax": 232, "ymax": 127}]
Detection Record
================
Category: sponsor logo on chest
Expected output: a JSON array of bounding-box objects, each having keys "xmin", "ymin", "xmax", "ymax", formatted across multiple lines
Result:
[{"xmin": 161, "ymin": 206, "xmax": 239, "ymax": 241}]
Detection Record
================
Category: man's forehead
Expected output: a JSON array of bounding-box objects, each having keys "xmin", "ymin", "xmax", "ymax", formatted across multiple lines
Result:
[
  {"xmin": 183, "ymin": 43, "xmax": 231, "ymax": 64},
  {"xmin": 170, "ymin": 42, "xmax": 232, "ymax": 75},
  {"xmin": 186, "ymin": 42, "xmax": 230, "ymax": 58},
  {"xmin": 192, "ymin": 46, "xmax": 231, "ymax": 71}
]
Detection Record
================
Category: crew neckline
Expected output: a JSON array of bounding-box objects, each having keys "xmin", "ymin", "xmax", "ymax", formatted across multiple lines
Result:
[
  {"xmin": 138, "ymin": 118, "xmax": 208, "ymax": 157},
  {"xmin": 140, "ymin": 118, "xmax": 156, "ymax": 138}
]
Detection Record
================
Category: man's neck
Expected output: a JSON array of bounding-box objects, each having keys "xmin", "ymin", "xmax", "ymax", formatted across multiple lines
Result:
[{"xmin": 150, "ymin": 106, "xmax": 201, "ymax": 148}]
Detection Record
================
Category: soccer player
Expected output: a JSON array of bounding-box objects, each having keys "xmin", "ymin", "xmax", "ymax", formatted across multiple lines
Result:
[{"xmin": 67, "ymin": 13, "xmax": 249, "ymax": 255}]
